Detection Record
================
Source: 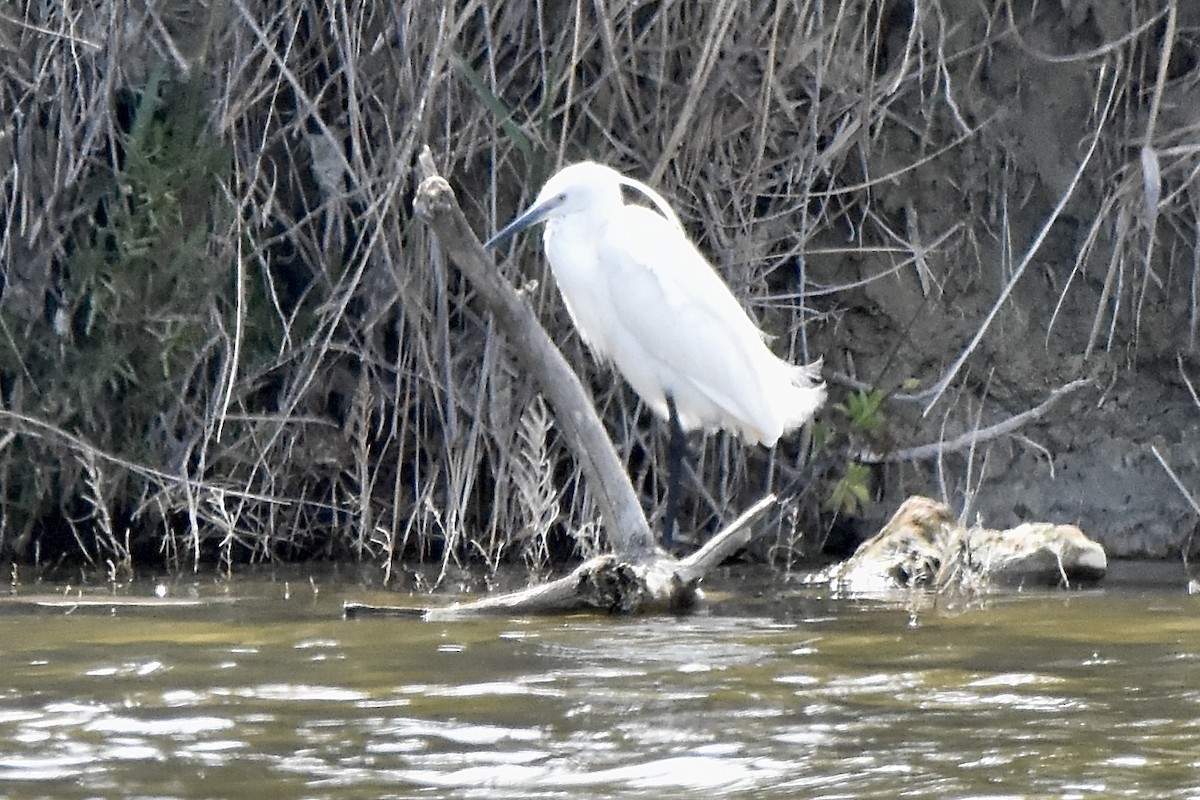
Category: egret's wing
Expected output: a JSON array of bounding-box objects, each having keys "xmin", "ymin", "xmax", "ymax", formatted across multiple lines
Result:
[{"xmin": 597, "ymin": 206, "xmax": 781, "ymax": 436}]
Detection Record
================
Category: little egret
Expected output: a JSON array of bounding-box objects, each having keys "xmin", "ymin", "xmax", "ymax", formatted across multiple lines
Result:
[{"xmin": 486, "ymin": 161, "xmax": 825, "ymax": 546}]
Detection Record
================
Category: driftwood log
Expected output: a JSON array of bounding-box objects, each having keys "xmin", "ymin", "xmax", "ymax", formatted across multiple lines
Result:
[
  {"xmin": 811, "ymin": 496, "xmax": 1108, "ymax": 593},
  {"xmin": 346, "ymin": 494, "xmax": 777, "ymax": 620},
  {"xmin": 344, "ymin": 150, "xmax": 772, "ymax": 620}
]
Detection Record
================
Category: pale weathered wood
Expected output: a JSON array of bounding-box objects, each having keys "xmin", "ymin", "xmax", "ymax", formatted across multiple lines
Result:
[
  {"xmin": 341, "ymin": 494, "xmax": 778, "ymax": 620},
  {"xmin": 413, "ymin": 149, "xmax": 657, "ymax": 560},
  {"xmin": 378, "ymin": 151, "xmax": 780, "ymax": 618}
]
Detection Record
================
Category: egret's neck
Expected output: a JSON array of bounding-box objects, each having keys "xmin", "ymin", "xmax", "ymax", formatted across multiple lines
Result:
[
  {"xmin": 543, "ymin": 207, "xmax": 610, "ymax": 263},
  {"xmin": 542, "ymin": 183, "xmax": 623, "ymax": 282}
]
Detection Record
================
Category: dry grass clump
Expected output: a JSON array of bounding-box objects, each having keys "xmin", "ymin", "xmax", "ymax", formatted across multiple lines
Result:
[{"xmin": 0, "ymin": 1, "xmax": 1196, "ymax": 577}]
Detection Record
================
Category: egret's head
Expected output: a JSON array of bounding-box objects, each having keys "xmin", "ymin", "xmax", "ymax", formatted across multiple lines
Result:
[{"xmin": 485, "ymin": 162, "xmax": 627, "ymax": 249}]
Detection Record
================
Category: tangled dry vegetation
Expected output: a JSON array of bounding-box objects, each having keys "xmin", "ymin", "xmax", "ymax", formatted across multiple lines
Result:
[{"xmin": 0, "ymin": 1, "xmax": 1197, "ymax": 578}]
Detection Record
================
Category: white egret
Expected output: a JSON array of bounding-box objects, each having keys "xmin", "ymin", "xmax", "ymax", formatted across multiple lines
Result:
[{"xmin": 486, "ymin": 161, "xmax": 824, "ymax": 545}]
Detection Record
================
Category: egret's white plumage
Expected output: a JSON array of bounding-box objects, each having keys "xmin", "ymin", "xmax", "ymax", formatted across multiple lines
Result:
[{"xmin": 488, "ymin": 161, "xmax": 824, "ymax": 448}]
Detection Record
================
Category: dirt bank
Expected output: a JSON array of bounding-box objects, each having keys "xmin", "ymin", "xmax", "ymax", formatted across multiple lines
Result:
[{"xmin": 806, "ymin": 1, "xmax": 1200, "ymax": 557}]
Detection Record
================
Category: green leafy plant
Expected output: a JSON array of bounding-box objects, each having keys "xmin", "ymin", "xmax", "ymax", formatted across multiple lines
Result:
[
  {"xmin": 59, "ymin": 69, "xmax": 228, "ymax": 451},
  {"xmin": 0, "ymin": 68, "xmax": 229, "ymax": 559},
  {"xmin": 822, "ymin": 387, "xmax": 892, "ymax": 518},
  {"xmin": 826, "ymin": 461, "xmax": 873, "ymax": 517},
  {"xmin": 835, "ymin": 388, "xmax": 888, "ymax": 436}
]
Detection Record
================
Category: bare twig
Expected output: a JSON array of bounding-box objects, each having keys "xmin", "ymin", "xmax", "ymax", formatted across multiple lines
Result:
[
  {"xmin": 1179, "ymin": 355, "xmax": 1200, "ymax": 409},
  {"xmin": 676, "ymin": 494, "xmax": 777, "ymax": 582},
  {"xmin": 1151, "ymin": 445, "xmax": 1200, "ymax": 518},
  {"xmin": 920, "ymin": 68, "xmax": 1118, "ymax": 415},
  {"xmin": 862, "ymin": 379, "xmax": 1091, "ymax": 463},
  {"xmin": 1151, "ymin": 443, "xmax": 1200, "ymax": 569}
]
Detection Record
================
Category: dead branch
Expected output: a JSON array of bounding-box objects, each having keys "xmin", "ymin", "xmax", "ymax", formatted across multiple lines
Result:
[
  {"xmin": 1151, "ymin": 445, "xmax": 1200, "ymax": 518},
  {"xmin": 859, "ymin": 378, "xmax": 1091, "ymax": 463},
  {"xmin": 343, "ymin": 494, "xmax": 776, "ymax": 620},
  {"xmin": 412, "ymin": 149, "xmax": 657, "ymax": 561},
  {"xmin": 1151, "ymin": 443, "xmax": 1200, "ymax": 572},
  {"xmin": 675, "ymin": 494, "xmax": 777, "ymax": 582}
]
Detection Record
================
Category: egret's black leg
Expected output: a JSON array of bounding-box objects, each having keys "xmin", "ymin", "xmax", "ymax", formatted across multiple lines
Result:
[{"xmin": 664, "ymin": 395, "xmax": 686, "ymax": 549}]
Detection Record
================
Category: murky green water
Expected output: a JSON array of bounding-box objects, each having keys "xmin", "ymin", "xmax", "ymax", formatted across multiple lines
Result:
[{"xmin": 0, "ymin": 563, "xmax": 1198, "ymax": 799}]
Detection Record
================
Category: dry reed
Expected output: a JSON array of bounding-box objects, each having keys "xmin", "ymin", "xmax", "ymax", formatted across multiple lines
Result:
[{"xmin": 1, "ymin": 1, "xmax": 1196, "ymax": 575}]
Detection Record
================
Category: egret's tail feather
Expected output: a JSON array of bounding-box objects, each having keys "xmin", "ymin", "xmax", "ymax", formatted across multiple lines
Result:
[
  {"xmin": 779, "ymin": 359, "xmax": 826, "ymax": 433},
  {"xmin": 739, "ymin": 358, "xmax": 825, "ymax": 447},
  {"xmin": 795, "ymin": 357, "xmax": 824, "ymax": 383}
]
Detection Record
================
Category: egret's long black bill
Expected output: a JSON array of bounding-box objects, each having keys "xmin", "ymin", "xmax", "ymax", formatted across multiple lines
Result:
[{"xmin": 484, "ymin": 195, "xmax": 563, "ymax": 249}]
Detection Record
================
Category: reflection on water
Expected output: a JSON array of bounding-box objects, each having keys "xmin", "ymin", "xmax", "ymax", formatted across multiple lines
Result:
[{"xmin": 0, "ymin": 563, "xmax": 1198, "ymax": 798}]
